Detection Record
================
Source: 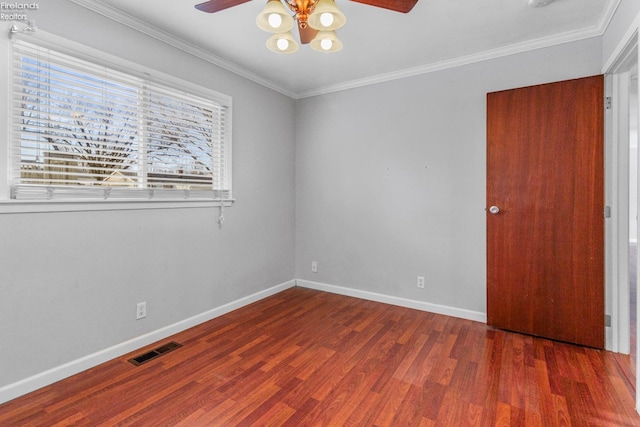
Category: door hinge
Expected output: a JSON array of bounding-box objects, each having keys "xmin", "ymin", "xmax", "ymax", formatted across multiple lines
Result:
[
  {"xmin": 605, "ymin": 96, "xmax": 612, "ymax": 110},
  {"xmin": 604, "ymin": 205, "xmax": 611, "ymax": 218},
  {"xmin": 605, "ymin": 314, "xmax": 611, "ymax": 327}
]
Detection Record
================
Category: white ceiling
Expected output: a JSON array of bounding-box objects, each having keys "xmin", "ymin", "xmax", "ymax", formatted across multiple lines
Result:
[{"xmin": 69, "ymin": 0, "xmax": 618, "ymax": 98}]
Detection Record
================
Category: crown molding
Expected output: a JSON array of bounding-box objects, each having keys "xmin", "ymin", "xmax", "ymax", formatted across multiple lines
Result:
[
  {"xmin": 67, "ymin": 0, "xmax": 297, "ymax": 99},
  {"xmin": 599, "ymin": 0, "xmax": 623, "ymax": 33},
  {"xmin": 296, "ymin": 0, "xmax": 621, "ymax": 99},
  {"xmin": 296, "ymin": 27, "xmax": 601, "ymax": 99},
  {"xmin": 70, "ymin": 0, "xmax": 620, "ymax": 100}
]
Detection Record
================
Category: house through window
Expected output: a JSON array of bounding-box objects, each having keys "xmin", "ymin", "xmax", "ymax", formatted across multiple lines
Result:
[{"xmin": 10, "ymin": 39, "xmax": 232, "ymax": 201}]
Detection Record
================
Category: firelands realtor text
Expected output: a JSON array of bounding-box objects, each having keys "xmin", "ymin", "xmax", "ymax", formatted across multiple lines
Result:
[{"xmin": 1, "ymin": 2, "xmax": 38, "ymax": 20}]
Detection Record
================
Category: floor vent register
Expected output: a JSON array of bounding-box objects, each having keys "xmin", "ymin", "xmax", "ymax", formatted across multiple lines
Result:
[{"xmin": 128, "ymin": 341, "xmax": 183, "ymax": 366}]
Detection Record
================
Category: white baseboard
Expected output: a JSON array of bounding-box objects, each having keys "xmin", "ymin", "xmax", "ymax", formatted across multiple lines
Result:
[
  {"xmin": 296, "ymin": 279, "xmax": 487, "ymax": 323},
  {"xmin": 0, "ymin": 278, "xmax": 484, "ymax": 404},
  {"xmin": 0, "ymin": 279, "xmax": 296, "ymax": 405}
]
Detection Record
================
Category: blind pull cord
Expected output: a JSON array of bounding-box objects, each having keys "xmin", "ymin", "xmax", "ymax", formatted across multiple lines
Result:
[{"xmin": 218, "ymin": 203, "xmax": 225, "ymax": 228}]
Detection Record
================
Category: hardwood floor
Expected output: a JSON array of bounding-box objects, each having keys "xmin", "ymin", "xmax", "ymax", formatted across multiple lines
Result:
[
  {"xmin": 630, "ymin": 241, "xmax": 637, "ymax": 381},
  {"xmin": 1, "ymin": 287, "xmax": 639, "ymax": 426}
]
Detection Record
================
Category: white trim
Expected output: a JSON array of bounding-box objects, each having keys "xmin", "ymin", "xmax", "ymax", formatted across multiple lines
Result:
[
  {"xmin": 636, "ymin": 37, "xmax": 640, "ymax": 416},
  {"xmin": 603, "ymin": 13, "xmax": 640, "ymax": 73},
  {"xmin": 296, "ymin": 279, "xmax": 487, "ymax": 323},
  {"xmin": 10, "ymin": 30, "xmax": 233, "ymax": 109},
  {"xmin": 68, "ymin": 0, "xmax": 620, "ymax": 100},
  {"xmin": 609, "ymin": 71, "xmax": 632, "ymax": 354},
  {"xmin": 0, "ymin": 278, "xmax": 485, "ymax": 405},
  {"xmin": 0, "ymin": 279, "xmax": 296, "ymax": 405},
  {"xmin": 602, "ymin": 14, "xmax": 640, "ymax": 412},
  {"xmin": 6, "ymin": 31, "xmax": 233, "ymax": 206},
  {"xmin": 0, "ymin": 199, "xmax": 235, "ymax": 214},
  {"xmin": 298, "ymin": 28, "xmax": 605, "ymax": 99},
  {"xmin": 601, "ymin": 0, "xmax": 624, "ymax": 32},
  {"xmin": 66, "ymin": 0, "xmax": 296, "ymax": 99}
]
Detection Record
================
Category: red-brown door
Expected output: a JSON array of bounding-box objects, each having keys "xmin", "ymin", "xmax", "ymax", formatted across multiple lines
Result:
[{"xmin": 486, "ymin": 75, "xmax": 604, "ymax": 349}]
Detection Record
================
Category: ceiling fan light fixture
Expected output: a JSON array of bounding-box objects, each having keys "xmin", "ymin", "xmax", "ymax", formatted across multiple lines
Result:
[
  {"xmin": 308, "ymin": 0, "xmax": 346, "ymax": 31},
  {"xmin": 320, "ymin": 13, "xmax": 334, "ymax": 27},
  {"xmin": 266, "ymin": 31, "xmax": 299, "ymax": 53},
  {"xmin": 257, "ymin": 0, "xmax": 294, "ymax": 32},
  {"xmin": 268, "ymin": 13, "xmax": 283, "ymax": 28},
  {"xmin": 310, "ymin": 30, "xmax": 342, "ymax": 53},
  {"xmin": 199, "ymin": 0, "xmax": 417, "ymax": 54}
]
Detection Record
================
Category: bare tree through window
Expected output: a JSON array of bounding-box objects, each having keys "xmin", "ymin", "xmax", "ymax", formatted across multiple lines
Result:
[
  {"xmin": 11, "ymin": 41, "xmax": 230, "ymax": 200},
  {"xmin": 18, "ymin": 57, "xmax": 139, "ymax": 186}
]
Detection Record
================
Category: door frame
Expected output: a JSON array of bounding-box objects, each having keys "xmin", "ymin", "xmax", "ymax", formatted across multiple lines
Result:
[{"xmin": 604, "ymin": 26, "xmax": 640, "ymax": 410}]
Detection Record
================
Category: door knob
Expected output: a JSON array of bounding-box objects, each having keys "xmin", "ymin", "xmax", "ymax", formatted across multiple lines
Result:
[{"xmin": 489, "ymin": 206, "xmax": 500, "ymax": 215}]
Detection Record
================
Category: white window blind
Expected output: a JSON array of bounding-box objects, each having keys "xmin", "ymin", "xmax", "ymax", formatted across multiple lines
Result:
[{"xmin": 10, "ymin": 40, "xmax": 231, "ymax": 201}]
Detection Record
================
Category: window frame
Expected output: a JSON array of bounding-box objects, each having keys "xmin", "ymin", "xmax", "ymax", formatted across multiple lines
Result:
[{"xmin": 2, "ymin": 31, "xmax": 233, "ymax": 213}]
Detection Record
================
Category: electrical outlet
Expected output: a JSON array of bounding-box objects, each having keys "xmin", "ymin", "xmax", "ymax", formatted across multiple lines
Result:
[
  {"xmin": 136, "ymin": 302, "xmax": 147, "ymax": 320},
  {"xmin": 417, "ymin": 276, "xmax": 425, "ymax": 289},
  {"xmin": 311, "ymin": 261, "xmax": 318, "ymax": 273}
]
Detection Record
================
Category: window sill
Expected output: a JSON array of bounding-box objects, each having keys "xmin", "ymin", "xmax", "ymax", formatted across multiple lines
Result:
[{"xmin": 0, "ymin": 199, "xmax": 235, "ymax": 214}]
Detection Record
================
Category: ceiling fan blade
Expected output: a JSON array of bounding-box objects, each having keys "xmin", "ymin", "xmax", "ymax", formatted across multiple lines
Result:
[
  {"xmin": 349, "ymin": 0, "xmax": 418, "ymax": 13},
  {"xmin": 195, "ymin": 0, "xmax": 251, "ymax": 13},
  {"xmin": 299, "ymin": 25, "xmax": 319, "ymax": 45}
]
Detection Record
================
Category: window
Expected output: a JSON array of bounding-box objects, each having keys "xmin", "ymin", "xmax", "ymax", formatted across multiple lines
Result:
[{"xmin": 10, "ymin": 40, "xmax": 232, "ymax": 201}]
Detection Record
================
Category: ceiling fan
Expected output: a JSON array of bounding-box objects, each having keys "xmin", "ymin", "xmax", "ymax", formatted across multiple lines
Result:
[{"xmin": 195, "ymin": 0, "xmax": 418, "ymax": 53}]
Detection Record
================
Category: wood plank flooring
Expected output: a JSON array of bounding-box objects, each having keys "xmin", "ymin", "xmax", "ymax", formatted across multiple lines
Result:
[{"xmin": 1, "ymin": 287, "xmax": 639, "ymax": 426}]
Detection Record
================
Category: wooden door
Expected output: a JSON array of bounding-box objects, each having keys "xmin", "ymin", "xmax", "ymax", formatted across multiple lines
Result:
[{"xmin": 486, "ymin": 75, "xmax": 604, "ymax": 349}]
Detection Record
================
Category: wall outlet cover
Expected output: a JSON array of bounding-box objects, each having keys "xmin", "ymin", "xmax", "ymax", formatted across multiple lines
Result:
[{"xmin": 136, "ymin": 302, "xmax": 147, "ymax": 319}]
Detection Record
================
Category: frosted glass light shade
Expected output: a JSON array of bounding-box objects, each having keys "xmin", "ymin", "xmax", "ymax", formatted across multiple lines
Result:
[
  {"xmin": 308, "ymin": 0, "xmax": 346, "ymax": 31},
  {"xmin": 268, "ymin": 14, "xmax": 283, "ymax": 28},
  {"xmin": 320, "ymin": 13, "xmax": 333, "ymax": 27},
  {"xmin": 266, "ymin": 31, "xmax": 299, "ymax": 53},
  {"xmin": 310, "ymin": 30, "xmax": 342, "ymax": 53},
  {"xmin": 257, "ymin": 0, "xmax": 294, "ymax": 33}
]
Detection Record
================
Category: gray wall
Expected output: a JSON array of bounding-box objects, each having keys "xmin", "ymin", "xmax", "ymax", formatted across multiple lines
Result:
[
  {"xmin": 295, "ymin": 37, "xmax": 603, "ymax": 315},
  {"xmin": 0, "ymin": 0, "xmax": 296, "ymax": 388},
  {"xmin": 2, "ymin": 0, "xmax": 637, "ymax": 400}
]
